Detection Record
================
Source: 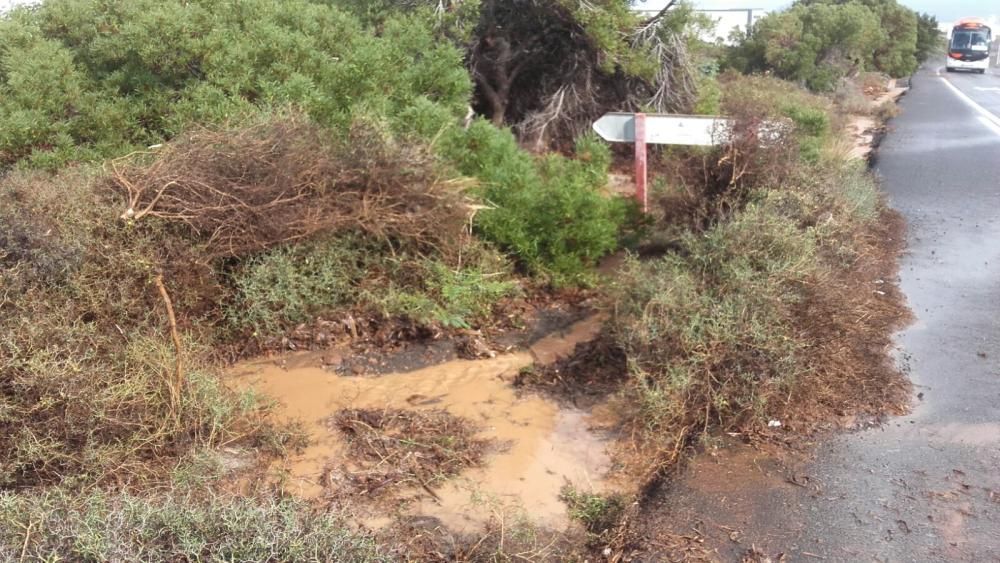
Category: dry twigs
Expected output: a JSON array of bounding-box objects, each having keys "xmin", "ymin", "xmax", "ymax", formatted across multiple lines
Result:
[
  {"xmin": 153, "ymin": 274, "xmax": 183, "ymax": 426},
  {"xmin": 330, "ymin": 408, "xmax": 493, "ymax": 499},
  {"xmin": 109, "ymin": 115, "xmax": 472, "ymax": 258}
]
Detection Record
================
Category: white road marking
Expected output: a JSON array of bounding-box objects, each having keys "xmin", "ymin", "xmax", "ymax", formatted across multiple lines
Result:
[
  {"xmin": 977, "ymin": 115, "xmax": 1000, "ymax": 136},
  {"xmin": 974, "ymin": 87, "xmax": 1000, "ymax": 92},
  {"xmin": 939, "ymin": 73, "xmax": 1000, "ymax": 135}
]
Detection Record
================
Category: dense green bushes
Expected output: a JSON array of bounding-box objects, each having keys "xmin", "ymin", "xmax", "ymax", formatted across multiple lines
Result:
[
  {"xmin": 608, "ymin": 62, "xmax": 906, "ymax": 473},
  {"xmin": 610, "ymin": 200, "xmax": 816, "ymax": 438},
  {"xmin": 444, "ymin": 122, "xmax": 629, "ymax": 284},
  {"xmin": 0, "ymin": 0, "xmax": 629, "ymax": 283},
  {"xmin": 727, "ymin": 0, "xmax": 939, "ymax": 91},
  {"xmin": 611, "ymin": 161, "xmax": 888, "ymax": 453},
  {"xmin": 0, "ymin": 0, "xmax": 470, "ymax": 168}
]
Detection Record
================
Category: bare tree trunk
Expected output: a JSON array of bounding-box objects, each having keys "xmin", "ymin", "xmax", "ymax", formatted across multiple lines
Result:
[{"xmin": 476, "ymin": 75, "xmax": 509, "ymax": 125}]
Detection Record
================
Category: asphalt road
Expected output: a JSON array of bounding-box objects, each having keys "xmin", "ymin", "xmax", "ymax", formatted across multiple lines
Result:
[
  {"xmin": 942, "ymin": 64, "xmax": 1000, "ymax": 123},
  {"xmin": 645, "ymin": 65, "xmax": 1000, "ymax": 562}
]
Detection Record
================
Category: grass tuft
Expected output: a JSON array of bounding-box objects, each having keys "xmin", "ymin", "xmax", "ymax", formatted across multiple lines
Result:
[{"xmin": 0, "ymin": 489, "xmax": 389, "ymax": 562}]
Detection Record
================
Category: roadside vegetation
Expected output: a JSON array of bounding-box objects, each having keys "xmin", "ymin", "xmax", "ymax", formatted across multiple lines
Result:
[
  {"xmin": 727, "ymin": 0, "xmax": 941, "ymax": 91},
  {"xmin": 0, "ymin": 0, "xmax": 934, "ymax": 560}
]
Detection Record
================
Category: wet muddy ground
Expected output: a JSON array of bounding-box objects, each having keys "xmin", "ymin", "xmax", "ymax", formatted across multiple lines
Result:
[
  {"xmin": 229, "ymin": 314, "xmax": 617, "ymax": 533},
  {"xmin": 642, "ymin": 68, "xmax": 1000, "ymax": 562}
]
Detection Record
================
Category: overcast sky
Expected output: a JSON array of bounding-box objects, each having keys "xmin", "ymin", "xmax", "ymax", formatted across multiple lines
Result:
[
  {"xmin": 0, "ymin": 0, "xmax": 993, "ymax": 30},
  {"xmin": 634, "ymin": 0, "xmax": 993, "ymax": 23},
  {"xmin": 0, "ymin": 0, "xmax": 34, "ymax": 11}
]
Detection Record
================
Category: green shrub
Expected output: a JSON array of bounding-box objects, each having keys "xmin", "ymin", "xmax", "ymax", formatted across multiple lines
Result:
[
  {"xmin": 227, "ymin": 236, "xmax": 367, "ymax": 335},
  {"xmin": 379, "ymin": 257, "xmax": 518, "ymax": 329},
  {"xmin": 693, "ymin": 73, "xmax": 723, "ymax": 116},
  {"xmin": 610, "ymin": 200, "xmax": 818, "ymax": 440},
  {"xmin": 833, "ymin": 162, "xmax": 881, "ymax": 224},
  {"xmin": 0, "ymin": 0, "xmax": 470, "ymax": 169},
  {"xmin": 443, "ymin": 121, "xmax": 629, "ymax": 285},
  {"xmin": 228, "ymin": 234, "xmax": 517, "ymax": 334},
  {"xmin": 0, "ymin": 489, "xmax": 388, "ymax": 562},
  {"xmin": 721, "ymin": 74, "xmax": 832, "ymax": 163}
]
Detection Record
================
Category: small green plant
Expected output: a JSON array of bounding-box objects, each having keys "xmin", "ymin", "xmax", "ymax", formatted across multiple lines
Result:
[
  {"xmin": 228, "ymin": 233, "xmax": 518, "ymax": 335},
  {"xmin": 380, "ymin": 258, "xmax": 518, "ymax": 329},
  {"xmin": 560, "ymin": 485, "xmax": 627, "ymax": 536},
  {"xmin": 0, "ymin": 0, "xmax": 471, "ymax": 169},
  {"xmin": 227, "ymin": 236, "xmax": 367, "ymax": 335},
  {"xmin": 832, "ymin": 162, "xmax": 881, "ymax": 224},
  {"xmin": 443, "ymin": 122, "xmax": 629, "ymax": 285}
]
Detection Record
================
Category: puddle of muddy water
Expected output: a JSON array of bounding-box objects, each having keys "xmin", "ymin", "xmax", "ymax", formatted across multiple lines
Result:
[
  {"xmin": 528, "ymin": 313, "xmax": 605, "ymax": 365},
  {"xmin": 228, "ymin": 316, "xmax": 614, "ymax": 531}
]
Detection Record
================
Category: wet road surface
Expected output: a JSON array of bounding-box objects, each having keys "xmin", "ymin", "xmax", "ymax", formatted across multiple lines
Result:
[
  {"xmin": 645, "ymin": 66, "xmax": 1000, "ymax": 561},
  {"xmin": 938, "ymin": 64, "xmax": 1000, "ymax": 132}
]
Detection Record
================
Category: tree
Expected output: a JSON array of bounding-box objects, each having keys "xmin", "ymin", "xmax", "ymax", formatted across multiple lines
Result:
[
  {"xmin": 915, "ymin": 12, "xmax": 942, "ymax": 62},
  {"xmin": 857, "ymin": 0, "xmax": 919, "ymax": 76},
  {"xmin": 338, "ymin": 0, "xmax": 701, "ymax": 147},
  {"xmin": 728, "ymin": 0, "xmax": 923, "ymax": 91},
  {"xmin": 730, "ymin": 2, "xmax": 880, "ymax": 90}
]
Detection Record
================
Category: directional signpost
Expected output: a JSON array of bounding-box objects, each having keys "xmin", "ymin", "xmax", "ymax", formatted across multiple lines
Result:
[{"xmin": 593, "ymin": 113, "xmax": 731, "ymax": 212}]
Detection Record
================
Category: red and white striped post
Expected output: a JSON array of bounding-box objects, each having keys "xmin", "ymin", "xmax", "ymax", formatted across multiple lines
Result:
[{"xmin": 633, "ymin": 112, "xmax": 648, "ymax": 213}]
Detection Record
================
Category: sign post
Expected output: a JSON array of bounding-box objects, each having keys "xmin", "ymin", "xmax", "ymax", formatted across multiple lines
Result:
[
  {"xmin": 593, "ymin": 113, "xmax": 730, "ymax": 212},
  {"xmin": 634, "ymin": 113, "xmax": 647, "ymax": 212}
]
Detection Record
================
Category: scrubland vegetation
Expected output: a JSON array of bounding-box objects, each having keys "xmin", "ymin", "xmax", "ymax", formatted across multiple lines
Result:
[{"xmin": 0, "ymin": 0, "xmax": 932, "ymax": 560}]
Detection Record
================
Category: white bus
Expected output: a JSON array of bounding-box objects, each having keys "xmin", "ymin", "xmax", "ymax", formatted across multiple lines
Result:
[{"xmin": 946, "ymin": 18, "xmax": 991, "ymax": 73}]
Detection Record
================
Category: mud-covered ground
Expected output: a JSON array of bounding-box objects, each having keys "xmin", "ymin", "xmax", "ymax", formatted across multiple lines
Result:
[{"xmin": 227, "ymin": 309, "xmax": 619, "ymax": 540}]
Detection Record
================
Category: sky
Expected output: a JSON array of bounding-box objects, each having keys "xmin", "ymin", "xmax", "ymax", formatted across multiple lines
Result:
[
  {"xmin": 0, "ymin": 0, "xmax": 34, "ymax": 11},
  {"xmin": 632, "ymin": 0, "xmax": 997, "ymax": 24},
  {"xmin": 0, "ymin": 0, "xmax": 994, "ymax": 30}
]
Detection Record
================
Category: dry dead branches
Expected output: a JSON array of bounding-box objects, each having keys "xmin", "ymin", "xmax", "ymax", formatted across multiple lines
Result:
[
  {"xmin": 109, "ymin": 115, "xmax": 472, "ymax": 258},
  {"xmin": 329, "ymin": 408, "xmax": 493, "ymax": 499}
]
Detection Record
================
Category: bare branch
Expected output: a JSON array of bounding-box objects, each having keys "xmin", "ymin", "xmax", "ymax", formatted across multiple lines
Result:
[{"xmin": 109, "ymin": 114, "xmax": 477, "ymax": 259}]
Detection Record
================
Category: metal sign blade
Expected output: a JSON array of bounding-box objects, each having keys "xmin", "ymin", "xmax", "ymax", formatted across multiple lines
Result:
[
  {"xmin": 592, "ymin": 112, "xmax": 635, "ymax": 143},
  {"xmin": 593, "ymin": 113, "xmax": 730, "ymax": 146}
]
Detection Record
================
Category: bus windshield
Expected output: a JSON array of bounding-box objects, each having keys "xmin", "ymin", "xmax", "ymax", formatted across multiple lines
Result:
[{"xmin": 952, "ymin": 29, "xmax": 990, "ymax": 51}]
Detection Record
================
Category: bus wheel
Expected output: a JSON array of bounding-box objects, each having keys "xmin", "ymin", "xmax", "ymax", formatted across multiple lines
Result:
[
  {"xmin": 946, "ymin": 67, "xmax": 955, "ymax": 72},
  {"xmin": 979, "ymin": 69, "xmax": 987, "ymax": 74}
]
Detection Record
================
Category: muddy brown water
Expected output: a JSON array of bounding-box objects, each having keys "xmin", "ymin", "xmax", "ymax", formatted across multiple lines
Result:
[{"xmin": 228, "ymin": 316, "xmax": 615, "ymax": 532}]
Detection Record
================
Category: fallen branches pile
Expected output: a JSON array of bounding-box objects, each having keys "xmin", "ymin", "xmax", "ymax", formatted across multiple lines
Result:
[
  {"xmin": 514, "ymin": 20, "xmax": 699, "ymax": 149},
  {"xmin": 466, "ymin": 0, "xmax": 698, "ymax": 149},
  {"xmin": 330, "ymin": 408, "xmax": 493, "ymax": 499},
  {"xmin": 109, "ymin": 115, "xmax": 472, "ymax": 258}
]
